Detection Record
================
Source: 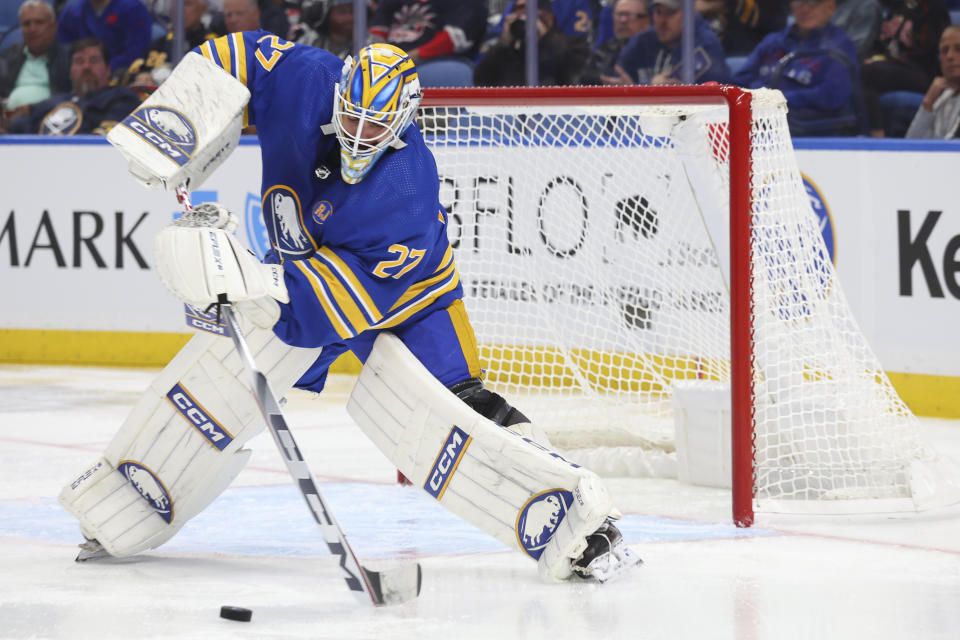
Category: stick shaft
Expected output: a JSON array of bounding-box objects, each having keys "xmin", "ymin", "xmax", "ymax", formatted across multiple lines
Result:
[
  {"xmin": 171, "ymin": 184, "xmax": 416, "ymax": 605},
  {"xmin": 221, "ymin": 303, "xmax": 382, "ymax": 604}
]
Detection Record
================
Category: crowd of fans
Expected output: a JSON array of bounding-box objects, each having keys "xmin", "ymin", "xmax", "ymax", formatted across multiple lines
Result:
[{"xmin": 1, "ymin": 0, "xmax": 958, "ymax": 138}]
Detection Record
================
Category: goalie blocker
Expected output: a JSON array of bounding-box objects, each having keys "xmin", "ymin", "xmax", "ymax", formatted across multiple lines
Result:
[{"xmin": 106, "ymin": 53, "xmax": 250, "ymax": 191}]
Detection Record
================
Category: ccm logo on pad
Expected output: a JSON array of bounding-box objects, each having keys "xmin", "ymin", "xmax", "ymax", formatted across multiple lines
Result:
[
  {"xmin": 424, "ymin": 425, "xmax": 471, "ymax": 500},
  {"xmin": 167, "ymin": 382, "xmax": 234, "ymax": 451},
  {"xmin": 184, "ymin": 304, "xmax": 231, "ymax": 336}
]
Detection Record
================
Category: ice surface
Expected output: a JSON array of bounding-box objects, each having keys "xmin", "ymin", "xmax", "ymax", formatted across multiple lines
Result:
[{"xmin": 2, "ymin": 365, "xmax": 960, "ymax": 639}]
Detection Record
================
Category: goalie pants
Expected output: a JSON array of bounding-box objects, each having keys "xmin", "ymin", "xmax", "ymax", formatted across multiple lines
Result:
[{"xmin": 295, "ymin": 299, "xmax": 483, "ymax": 395}]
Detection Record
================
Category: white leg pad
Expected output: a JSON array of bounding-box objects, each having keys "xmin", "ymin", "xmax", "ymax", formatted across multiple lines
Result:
[
  {"xmin": 347, "ymin": 333, "xmax": 616, "ymax": 571},
  {"xmin": 59, "ymin": 320, "xmax": 321, "ymax": 557},
  {"xmin": 537, "ymin": 475, "xmax": 613, "ymax": 582}
]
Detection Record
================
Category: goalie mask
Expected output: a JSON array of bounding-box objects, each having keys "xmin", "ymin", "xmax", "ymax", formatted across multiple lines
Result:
[{"xmin": 328, "ymin": 43, "xmax": 422, "ymax": 184}]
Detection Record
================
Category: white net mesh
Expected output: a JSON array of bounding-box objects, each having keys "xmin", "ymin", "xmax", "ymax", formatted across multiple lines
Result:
[{"xmin": 418, "ymin": 88, "xmax": 953, "ymax": 513}]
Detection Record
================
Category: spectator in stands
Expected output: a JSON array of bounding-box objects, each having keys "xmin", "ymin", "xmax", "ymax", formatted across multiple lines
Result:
[
  {"xmin": 906, "ymin": 24, "xmax": 960, "ymax": 137},
  {"xmin": 491, "ymin": 0, "xmax": 595, "ymax": 44},
  {"xmin": 5, "ymin": 38, "xmax": 141, "ymax": 134},
  {"xmin": 0, "ymin": 0, "xmax": 71, "ymax": 122},
  {"xmin": 861, "ymin": 0, "xmax": 951, "ymax": 136},
  {"xmin": 257, "ymin": 0, "xmax": 292, "ymax": 36},
  {"xmin": 223, "ymin": 0, "xmax": 262, "ymax": 31},
  {"xmin": 220, "ymin": 0, "xmax": 289, "ymax": 36},
  {"xmin": 57, "ymin": 0, "xmax": 153, "ymax": 74},
  {"xmin": 473, "ymin": 0, "xmax": 590, "ymax": 85},
  {"xmin": 612, "ymin": 0, "xmax": 730, "ymax": 85},
  {"xmin": 831, "ymin": 0, "xmax": 883, "ymax": 59},
  {"xmin": 691, "ymin": 0, "xmax": 789, "ymax": 56},
  {"xmin": 693, "ymin": 0, "xmax": 725, "ymax": 39},
  {"xmin": 726, "ymin": 0, "xmax": 790, "ymax": 56},
  {"xmin": 290, "ymin": 0, "xmax": 357, "ymax": 58},
  {"xmin": 581, "ymin": 0, "xmax": 650, "ymax": 84},
  {"xmin": 732, "ymin": 0, "xmax": 861, "ymax": 135},
  {"xmin": 593, "ymin": 0, "xmax": 617, "ymax": 47},
  {"xmin": 123, "ymin": 0, "xmax": 220, "ymax": 96},
  {"xmin": 369, "ymin": 0, "xmax": 488, "ymax": 64}
]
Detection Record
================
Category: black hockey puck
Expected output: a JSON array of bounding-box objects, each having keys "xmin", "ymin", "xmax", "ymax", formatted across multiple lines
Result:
[{"xmin": 219, "ymin": 606, "xmax": 252, "ymax": 622}]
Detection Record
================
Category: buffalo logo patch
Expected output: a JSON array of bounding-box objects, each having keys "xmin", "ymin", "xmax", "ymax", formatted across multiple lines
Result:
[
  {"xmin": 515, "ymin": 489, "xmax": 573, "ymax": 559},
  {"xmin": 118, "ymin": 460, "xmax": 173, "ymax": 523}
]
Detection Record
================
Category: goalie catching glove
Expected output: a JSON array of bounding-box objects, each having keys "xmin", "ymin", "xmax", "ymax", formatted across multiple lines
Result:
[{"xmin": 154, "ymin": 202, "xmax": 287, "ymax": 328}]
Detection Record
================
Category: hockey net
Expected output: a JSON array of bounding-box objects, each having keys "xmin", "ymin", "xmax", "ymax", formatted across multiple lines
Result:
[{"xmin": 417, "ymin": 86, "xmax": 958, "ymax": 524}]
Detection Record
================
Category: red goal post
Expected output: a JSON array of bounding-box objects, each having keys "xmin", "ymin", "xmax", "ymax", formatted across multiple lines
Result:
[{"xmin": 416, "ymin": 85, "xmax": 957, "ymax": 527}]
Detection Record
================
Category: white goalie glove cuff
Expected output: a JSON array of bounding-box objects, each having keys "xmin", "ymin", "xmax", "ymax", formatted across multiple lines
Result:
[
  {"xmin": 234, "ymin": 297, "xmax": 282, "ymax": 330},
  {"xmin": 154, "ymin": 217, "xmax": 289, "ymax": 311}
]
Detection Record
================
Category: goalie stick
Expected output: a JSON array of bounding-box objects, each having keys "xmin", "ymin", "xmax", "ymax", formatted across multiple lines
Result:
[{"xmin": 178, "ymin": 187, "xmax": 421, "ymax": 606}]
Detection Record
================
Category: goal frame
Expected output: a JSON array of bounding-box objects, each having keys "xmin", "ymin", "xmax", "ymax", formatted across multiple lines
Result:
[{"xmin": 419, "ymin": 86, "xmax": 758, "ymax": 526}]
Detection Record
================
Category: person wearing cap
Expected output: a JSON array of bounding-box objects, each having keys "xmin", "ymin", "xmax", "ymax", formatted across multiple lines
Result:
[
  {"xmin": 473, "ymin": 0, "xmax": 590, "ymax": 86},
  {"xmin": 731, "ymin": 0, "xmax": 861, "ymax": 136},
  {"xmin": 611, "ymin": 0, "xmax": 730, "ymax": 85}
]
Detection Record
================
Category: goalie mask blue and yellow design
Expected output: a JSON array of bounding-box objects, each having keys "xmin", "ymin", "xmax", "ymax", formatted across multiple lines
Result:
[{"xmin": 331, "ymin": 43, "xmax": 422, "ymax": 184}]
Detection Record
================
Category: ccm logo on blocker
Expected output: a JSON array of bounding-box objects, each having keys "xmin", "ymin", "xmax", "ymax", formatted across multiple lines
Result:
[{"xmin": 120, "ymin": 106, "xmax": 198, "ymax": 167}]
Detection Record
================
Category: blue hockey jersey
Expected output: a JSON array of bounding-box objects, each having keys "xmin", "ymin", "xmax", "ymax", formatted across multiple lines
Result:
[
  {"xmin": 731, "ymin": 23, "xmax": 858, "ymax": 112},
  {"xmin": 193, "ymin": 31, "xmax": 463, "ymax": 351},
  {"xmin": 616, "ymin": 16, "xmax": 730, "ymax": 85}
]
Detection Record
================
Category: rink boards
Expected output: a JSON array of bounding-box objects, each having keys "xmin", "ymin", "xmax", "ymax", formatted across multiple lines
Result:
[{"xmin": 0, "ymin": 136, "xmax": 958, "ymax": 415}]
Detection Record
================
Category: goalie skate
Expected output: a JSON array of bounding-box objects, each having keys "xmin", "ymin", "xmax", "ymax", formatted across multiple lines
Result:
[
  {"xmin": 571, "ymin": 519, "xmax": 642, "ymax": 584},
  {"xmin": 75, "ymin": 537, "xmax": 111, "ymax": 562}
]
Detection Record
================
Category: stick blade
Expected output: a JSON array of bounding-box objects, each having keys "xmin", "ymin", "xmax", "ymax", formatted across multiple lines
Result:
[{"xmin": 363, "ymin": 563, "xmax": 422, "ymax": 606}]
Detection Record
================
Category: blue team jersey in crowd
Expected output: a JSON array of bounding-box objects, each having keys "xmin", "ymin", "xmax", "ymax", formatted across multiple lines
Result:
[
  {"xmin": 193, "ymin": 31, "xmax": 463, "ymax": 352},
  {"xmin": 731, "ymin": 23, "xmax": 858, "ymax": 111},
  {"xmin": 57, "ymin": 0, "xmax": 153, "ymax": 72},
  {"xmin": 494, "ymin": 0, "xmax": 594, "ymax": 40},
  {"xmin": 616, "ymin": 16, "xmax": 730, "ymax": 85}
]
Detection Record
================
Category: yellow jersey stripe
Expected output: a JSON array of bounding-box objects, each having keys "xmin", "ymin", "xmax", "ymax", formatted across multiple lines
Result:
[
  {"xmin": 390, "ymin": 261, "xmax": 456, "ymax": 312},
  {"xmin": 230, "ymin": 33, "xmax": 249, "ymax": 126},
  {"xmin": 231, "ymin": 32, "xmax": 247, "ymax": 85},
  {"xmin": 292, "ymin": 261, "xmax": 353, "ymax": 340},
  {"xmin": 198, "ymin": 41, "xmax": 215, "ymax": 64},
  {"xmin": 374, "ymin": 270, "xmax": 461, "ymax": 330},
  {"xmin": 446, "ymin": 299, "xmax": 482, "ymax": 379},
  {"xmin": 317, "ymin": 247, "xmax": 382, "ymax": 323},
  {"xmin": 433, "ymin": 245, "xmax": 452, "ymax": 273},
  {"xmin": 306, "ymin": 258, "xmax": 369, "ymax": 335},
  {"xmin": 214, "ymin": 36, "xmax": 232, "ymax": 76}
]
